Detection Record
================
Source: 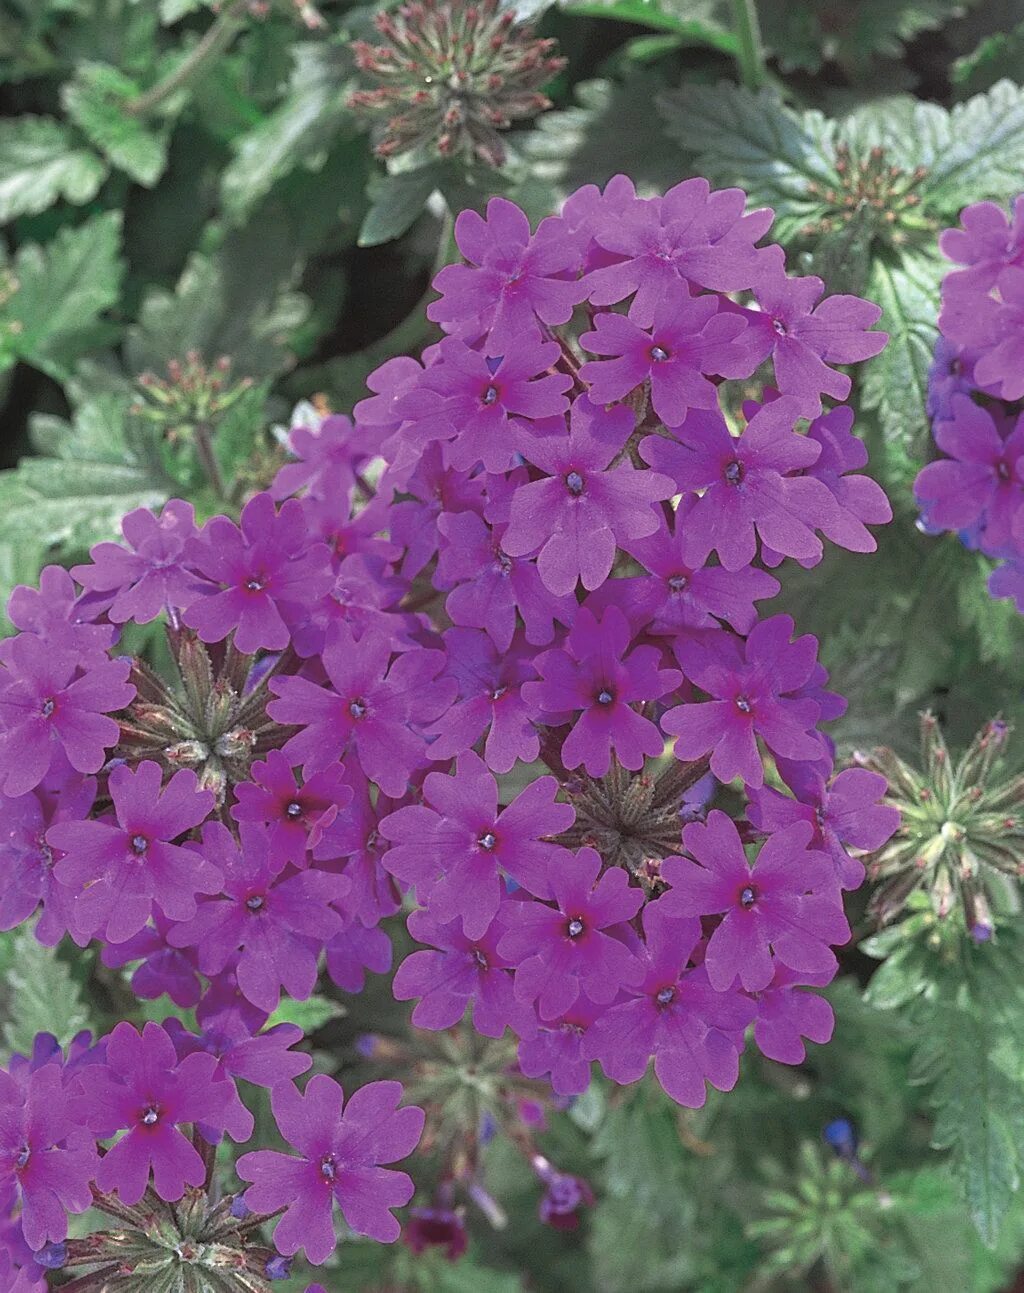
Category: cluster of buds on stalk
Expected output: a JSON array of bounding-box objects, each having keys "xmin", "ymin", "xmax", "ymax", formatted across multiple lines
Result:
[
  {"xmin": 134, "ymin": 352, "xmax": 255, "ymax": 500},
  {"xmin": 360, "ymin": 1024, "xmax": 593, "ymax": 1239},
  {"xmin": 856, "ymin": 713, "xmax": 1024, "ymax": 939},
  {"xmin": 348, "ymin": 0, "xmax": 565, "ymax": 167},
  {"xmin": 800, "ymin": 142, "xmax": 932, "ymax": 247},
  {"xmin": 39, "ymin": 1176, "xmax": 285, "ymax": 1292}
]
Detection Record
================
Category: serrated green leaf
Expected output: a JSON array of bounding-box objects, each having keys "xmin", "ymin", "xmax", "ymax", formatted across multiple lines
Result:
[
  {"xmin": 220, "ymin": 42, "xmax": 354, "ymax": 224},
  {"xmin": 861, "ymin": 248, "xmax": 945, "ymax": 463},
  {"xmin": 359, "ymin": 164, "xmax": 444, "ymax": 248},
  {"xmin": 0, "ymin": 210, "xmax": 125, "ymax": 380},
  {"xmin": 2, "ymin": 929, "xmax": 91, "ymax": 1056},
  {"xmin": 62, "ymin": 62, "xmax": 169, "ymax": 186},
  {"xmin": 0, "ymin": 385, "xmax": 171, "ymax": 625},
  {"xmin": 657, "ymin": 82, "xmax": 837, "ymax": 240},
  {"xmin": 0, "ymin": 116, "xmax": 106, "ymax": 221},
  {"xmin": 265, "ymin": 994, "xmax": 344, "ymax": 1032},
  {"xmin": 916, "ymin": 80, "xmax": 1024, "ymax": 211}
]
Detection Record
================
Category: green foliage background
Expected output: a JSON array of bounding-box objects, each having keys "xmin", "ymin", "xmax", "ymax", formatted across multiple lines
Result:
[{"xmin": 5, "ymin": 1, "xmax": 1024, "ymax": 1289}]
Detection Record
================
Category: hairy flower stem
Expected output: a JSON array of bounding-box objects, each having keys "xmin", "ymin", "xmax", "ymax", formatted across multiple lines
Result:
[
  {"xmin": 730, "ymin": 0, "xmax": 767, "ymax": 91},
  {"xmin": 194, "ymin": 419, "xmax": 229, "ymax": 501},
  {"xmin": 126, "ymin": 0, "xmax": 250, "ymax": 116}
]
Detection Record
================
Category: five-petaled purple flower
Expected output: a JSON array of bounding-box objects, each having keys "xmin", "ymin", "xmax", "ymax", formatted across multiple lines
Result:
[{"xmin": 237, "ymin": 1075, "xmax": 424, "ymax": 1263}]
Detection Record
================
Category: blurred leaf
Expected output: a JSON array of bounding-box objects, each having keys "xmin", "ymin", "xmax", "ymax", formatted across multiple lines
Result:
[
  {"xmin": 759, "ymin": 0, "xmax": 975, "ymax": 76},
  {"xmin": 359, "ymin": 164, "xmax": 445, "ymax": 247},
  {"xmin": 2, "ymin": 928, "xmax": 91, "ymax": 1056},
  {"xmin": 558, "ymin": 0, "xmax": 736, "ymax": 50},
  {"xmin": 220, "ymin": 42, "xmax": 355, "ymax": 224},
  {"xmin": 519, "ymin": 74, "xmax": 685, "ymax": 206},
  {"xmin": 265, "ymin": 994, "xmax": 345, "ymax": 1032},
  {"xmin": 861, "ymin": 248, "xmax": 945, "ymax": 463},
  {"xmin": 62, "ymin": 62, "xmax": 170, "ymax": 186},
  {"xmin": 0, "ymin": 116, "xmax": 106, "ymax": 221},
  {"xmin": 952, "ymin": 21, "xmax": 1024, "ymax": 95},
  {"xmin": 0, "ymin": 210, "xmax": 125, "ymax": 380},
  {"xmin": 0, "ymin": 384, "xmax": 171, "ymax": 624},
  {"xmin": 657, "ymin": 81, "xmax": 837, "ymax": 240},
  {"xmin": 125, "ymin": 241, "xmax": 309, "ymax": 380}
]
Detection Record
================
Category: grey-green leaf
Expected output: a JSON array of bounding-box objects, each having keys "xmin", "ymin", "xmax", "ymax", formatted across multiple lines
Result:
[
  {"xmin": 0, "ymin": 115, "xmax": 107, "ymax": 221},
  {"xmin": 62, "ymin": 62, "xmax": 169, "ymax": 186}
]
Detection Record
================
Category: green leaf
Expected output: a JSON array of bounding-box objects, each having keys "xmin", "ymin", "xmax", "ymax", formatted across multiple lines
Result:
[
  {"xmin": 0, "ymin": 116, "xmax": 106, "ymax": 221},
  {"xmin": 657, "ymin": 81, "xmax": 837, "ymax": 241},
  {"xmin": 952, "ymin": 20, "xmax": 1024, "ymax": 95},
  {"xmin": 220, "ymin": 42, "xmax": 354, "ymax": 224},
  {"xmin": 0, "ymin": 210, "xmax": 125, "ymax": 380},
  {"xmin": 62, "ymin": 62, "xmax": 170, "ymax": 186},
  {"xmin": 759, "ymin": 0, "xmax": 973, "ymax": 76},
  {"xmin": 861, "ymin": 248, "xmax": 945, "ymax": 464},
  {"xmin": 558, "ymin": 0, "xmax": 737, "ymax": 51},
  {"xmin": 2, "ymin": 929, "xmax": 91, "ymax": 1056},
  {"xmin": 0, "ymin": 383, "xmax": 172, "ymax": 624},
  {"xmin": 265, "ymin": 995, "xmax": 344, "ymax": 1032},
  {"xmin": 125, "ymin": 241, "xmax": 309, "ymax": 381},
  {"xmin": 159, "ymin": 0, "xmax": 206, "ymax": 20},
  {"xmin": 916, "ymin": 80, "xmax": 1024, "ymax": 211},
  {"xmin": 359, "ymin": 164, "xmax": 445, "ymax": 248}
]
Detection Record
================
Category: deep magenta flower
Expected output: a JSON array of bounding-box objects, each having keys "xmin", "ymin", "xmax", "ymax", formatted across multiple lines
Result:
[
  {"xmin": 267, "ymin": 624, "xmax": 455, "ymax": 796},
  {"xmin": 396, "ymin": 333, "xmax": 571, "ymax": 472},
  {"xmin": 48, "ymin": 761, "xmax": 218, "ymax": 944},
  {"xmin": 515, "ymin": 994, "xmax": 603, "ymax": 1097},
  {"xmin": 435, "ymin": 509, "xmax": 576, "ymax": 653},
  {"xmin": 0, "ymin": 1065, "xmax": 96, "ymax": 1250},
  {"xmin": 662, "ymin": 615, "xmax": 822, "ymax": 788},
  {"xmin": 579, "ymin": 294, "xmax": 758, "ymax": 426},
  {"xmin": 503, "ymin": 396, "xmax": 676, "ymax": 596},
  {"xmin": 523, "ymin": 605, "xmax": 680, "ymax": 776},
  {"xmin": 750, "ymin": 964, "xmax": 835, "ymax": 1065},
  {"xmin": 641, "ymin": 398, "xmax": 839, "ymax": 571},
  {"xmin": 0, "ymin": 764, "xmax": 95, "ymax": 946},
  {"xmin": 70, "ymin": 501, "xmax": 200, "ymax": 624},
  {"xmin": 582, "ymin": 177, "xmax": 774, "ymax": 319},
  {"xmin": 73, "ymin": 1021, "xmax": 239, "ymax": 1205},
  {"xmin": 915, "ymin": 395, "xmax": 1024, "ymax": 548},
  {"xmin": 183, "ymin": 493, "xmax": 333, "ymax": 654},
  {"xmin": 8, "ymin": 565, "xmax": 114, "ymax": 665},
  {"xmin": 100, "ymin": 911, "xmax": 202, "ymax": 1007},
  {"xmin": 582, "ymin": 902, "xmax": 756, "ymax": 1107},
  {"xmin": 0, "ymin": 637, "xmax": 133, "ymax": 798},
  {"xmin": 392, "ymin": 905, "xmax": 533, "ymax": 1037},
  {"xmin": 749, "ymin": 765, "xmax": 899, "ymax": 889},
  {"xmin": 380, "ymin": 750, "xmax": 574, "ymax": 929},
  {"xmin": 271, "ymin": 413, "xmax": 361, "ymax": 503},
  {"xmin": 425, "ymin": 629, "xmax": 542, "ymax": 774},
  {"xmin": 236, "ymin": 1075, "xmax": 424, "ymax": 1262},
  {"xmin": 606, "ymin": 500, "xmax": 780, "ymax": 636},
  {"xmin": 799, "ymin": 405, "xmax": 892, "ymax": 554},
  {"xmin": 312, "ymin": 765, "xmax": 402, "ymax": 927},
  {"xmin": 166, "ymin": 822, "xmax": 348, "ymax": 1013},
  {"xmin": 427, "ymin": 198, "xmax": 586, "ymax": 350},
  {"xmin": 497, "ymin": 847, "xmax": 643, "ymax": 1019},
  {"xmin": 230, "ymin": 750, "xmax": 352, "ymax": 870},
  {"xmin": 662, "ymin": 811, "xmax": 849, "ymax": 992},
  {"xmin": 751, "ymin": 265, "xmax": 887, "ymax": 417}
]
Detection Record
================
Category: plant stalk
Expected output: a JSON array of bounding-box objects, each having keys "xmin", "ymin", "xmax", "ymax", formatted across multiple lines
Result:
[
  {"xmin": 730, "ymin": 0, "xmax": 767, "ymax": 91},
  {"xmin": 126, "ymin": 0, "xmax": 250, "ymax": 116}
]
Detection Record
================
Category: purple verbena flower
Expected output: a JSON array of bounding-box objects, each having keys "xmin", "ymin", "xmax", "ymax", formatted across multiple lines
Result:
[{"xmin": 236, "ymin": 1075, "xmax": 424, "ymax": 1262}]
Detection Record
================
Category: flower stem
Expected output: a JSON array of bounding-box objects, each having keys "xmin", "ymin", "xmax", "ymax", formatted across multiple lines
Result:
[
  {"xmin": 193, "ymin": 420, "xmax": 228, "ymax": 501},
  {"xmin": 126, "ymin": 0, "xmax": 249, "ymax": 117},
  {"xmin": 730, "ymin": 0, "xmax": 767, "ymax": 91}
]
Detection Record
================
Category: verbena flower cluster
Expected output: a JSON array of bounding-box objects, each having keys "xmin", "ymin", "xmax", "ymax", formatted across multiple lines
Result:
[
  {"xmin": 915, "ymin": 196, "xmax": 1024, "ymax": 607},
  {"xmin": 0, "ymin": 175, "xmax": 895, "ymax": 1277}
]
